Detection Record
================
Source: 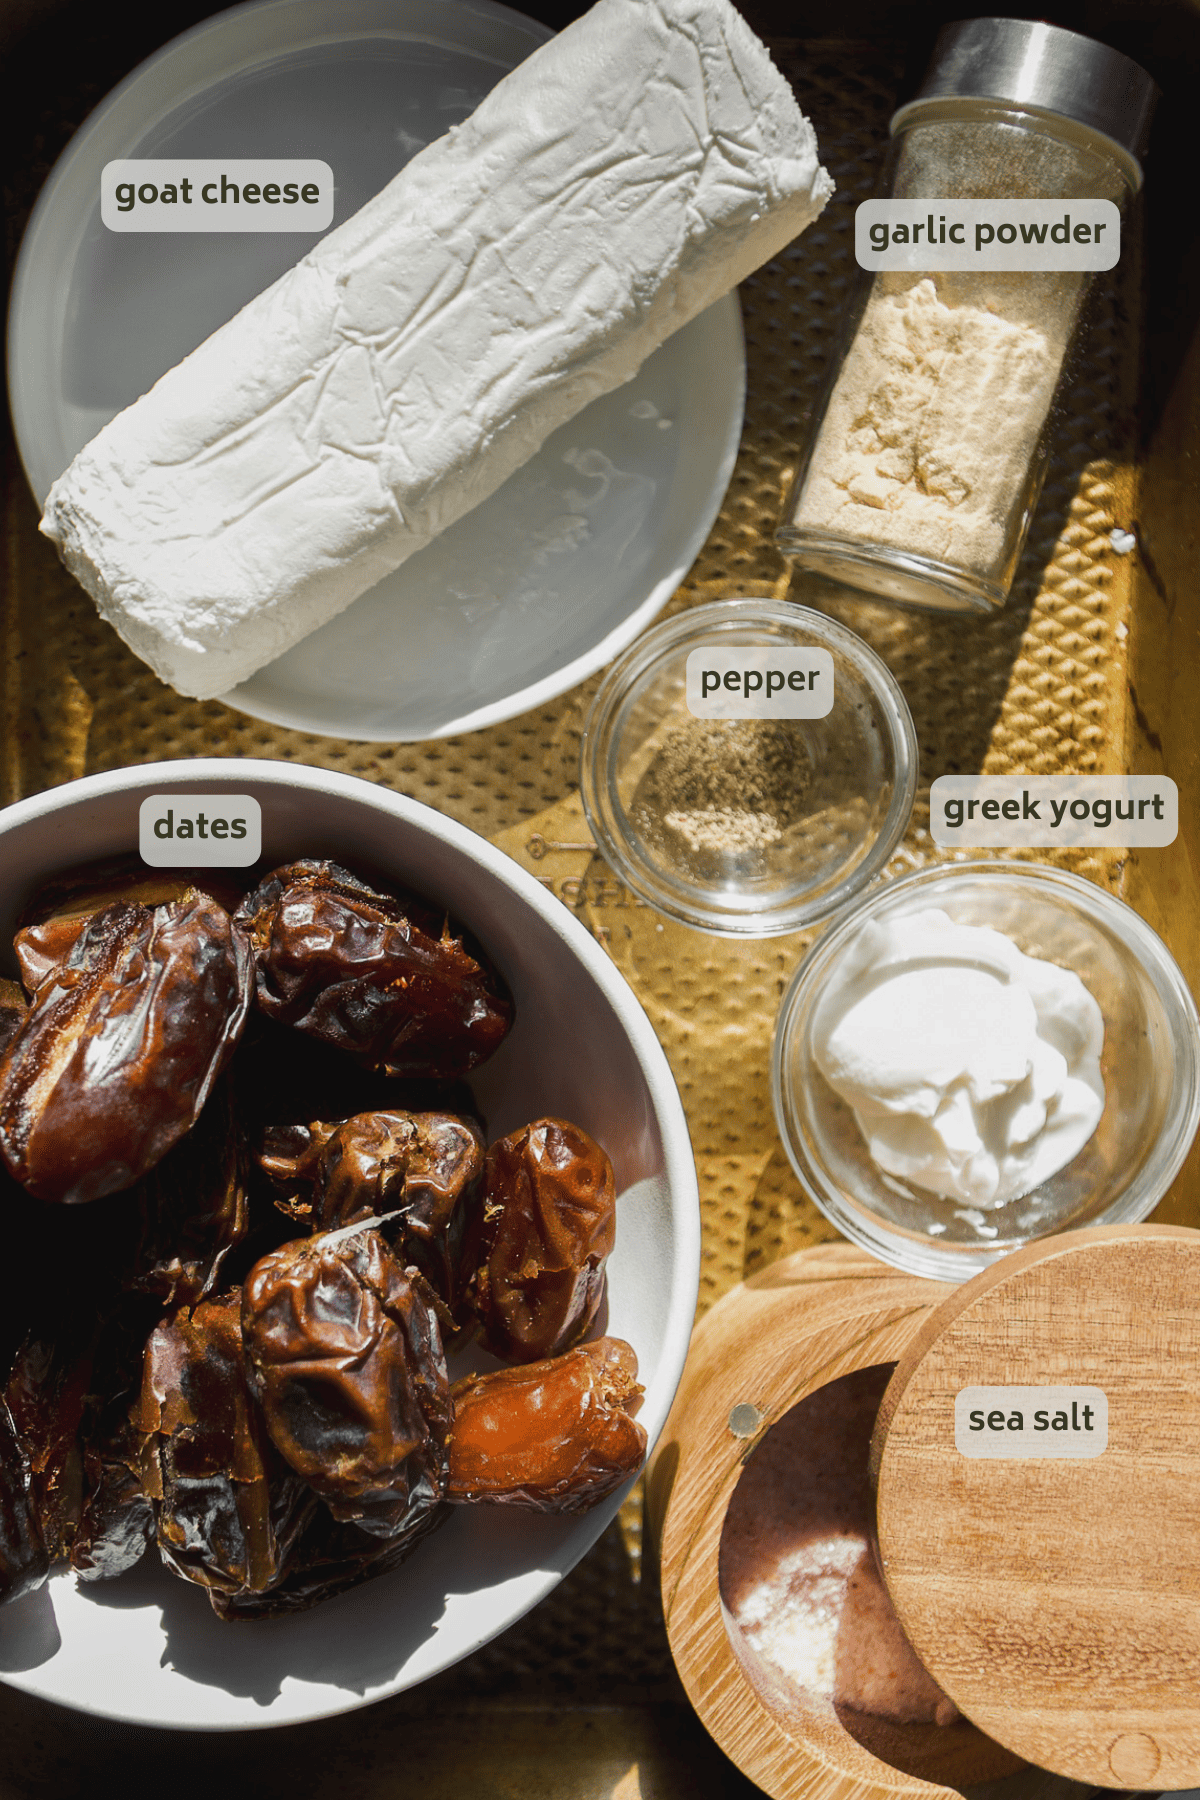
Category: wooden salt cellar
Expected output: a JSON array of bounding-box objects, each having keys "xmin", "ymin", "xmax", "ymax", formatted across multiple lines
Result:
[
  {"xmin": 648, "ymin": 1234, "xmax": 1184, "ymax": 1800},
  {"xmin": 873, "ymin": 1224, "xmax": 1200, "ymax": 1793}
]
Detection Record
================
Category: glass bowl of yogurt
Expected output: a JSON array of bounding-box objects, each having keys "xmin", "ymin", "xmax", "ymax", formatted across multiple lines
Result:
[{"xmin": 772, "ymin": 862, "xmax": 1200, "ymax": 1280}]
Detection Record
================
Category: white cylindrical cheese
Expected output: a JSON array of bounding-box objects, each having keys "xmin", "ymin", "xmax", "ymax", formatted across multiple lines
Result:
[{"xmin": 41, "ymin": 0, "xmax": 833, "ymax": 700}]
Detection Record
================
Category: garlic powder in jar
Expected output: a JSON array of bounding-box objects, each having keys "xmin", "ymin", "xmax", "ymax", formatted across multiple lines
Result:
[{"xmin": 778, "ymin": 18, "xmax": 1157, "ymax": 613}]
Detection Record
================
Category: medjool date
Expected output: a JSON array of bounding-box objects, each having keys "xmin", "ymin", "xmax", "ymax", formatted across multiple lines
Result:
[
  {"xmin": 70, "ymin": 1302, "xmax": 159, "ymax": 1582},
  {"xmin": 472, "ymin": 1119, "xmax": 616, "ymax": 1362},
  {"xmin": 0, "ymin": 982, "xmax": 28, "ymax": 1054},
  {"xmin": 3, "ymin": 1312, "xmax": 97, "ymax": 1562},
  {"xmin": 0, "ymin": 1208, "xmax": 157, "ymax": 1585},
  {"xmin": 210, "ymin": 1504, "xmax": 446, "ymax": 1620},
  {"xmin": 0, "ymin": 1400, "xmax": 48, "ymax": 1604},
  {"xmin": 260, "ymin": 1109, "xmax": 483, "ymax": 1319},
  {"xmin": 15, "ymin": 917, "xmax": 92, "ymax": 996},
  {"xmin": 234, "ymin": 861, "xmax": 512, "ymax": 1078},
  {"xmin": 242, "ymin": 1228, "xmax": 451, "ymax": 1539},
  {"xmin": 0, "ymin": 893, "xmax": 253, "ymax": 1203},
  {"xmin": 120, "ymin": 1077, "xmax": 249, "ymax": 1308},
  {"xmin": 140, "ymin": 1290, "xmax": 315, "ymax": 1600},
  {"xmin": 447, "ymin": 1337, "xmax": 645, "ymax": 1513},
  {"xmin": 14, "ymin": 856, "xmax": 246, "ymax": 996},
  {"xmin": 71, "ymin": 1406, "xmax": 154, "ymax": 1583}
]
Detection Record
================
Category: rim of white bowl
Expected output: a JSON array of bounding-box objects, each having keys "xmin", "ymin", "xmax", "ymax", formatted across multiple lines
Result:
[{"xmin": 7, "ymin": 0, "xmax": 746, "ymax": 745}]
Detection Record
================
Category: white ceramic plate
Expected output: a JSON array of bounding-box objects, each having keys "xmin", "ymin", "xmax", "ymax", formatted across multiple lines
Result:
[
  {"xmin": 0, "ymin": 760, "xmax": 701, "ymax": 1727},
  {"xmin": 7, "ymin": 0, "xmax": 745, "ymax": 741}
]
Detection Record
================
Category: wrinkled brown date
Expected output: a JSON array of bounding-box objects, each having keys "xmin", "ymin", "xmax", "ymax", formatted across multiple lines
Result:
[
  {"xmin": 210, "ymin": 1503, "xmax": 447, "ymax": 1620},
  {"xmin": 447, "ymin": 1338, "xmax": 646, "ymax": 1513},
  {"xmin": 0, "ymin": 1399, "xmax": 49, "ymax": 1603},
  {"xmin": 234, "ymin": 861, "xmax": 512, "ymax": 1078},
  {"xmin": 14, "ymin": 857, "xmax": 247, "ymax": 995},
  {"xmin": 0, "ymin": 981, "xmax": 27, "ymax": 1055},
  {"xmin": 260, "ymin": 1109, "xmax": 484, "ymax": 1320},
  {"xmin": 242, "ymin": 1228, "xmax": 451, "ymax": 1539},
  {"xmin": 0, "ymin": 894, "xmax": 253, "ymax": 1203},
  {"xmin": 69, "ymin": 1302, "xmax": 159, "ymax": 1582},
  {"xmin": 140, "ymin": 1290, "xmax": 315, "ymax": 1599},
  {"xmin": 3, "ymin": 1312, "xmax": 98, "ymax": 1562},
  {"xmin": 472, "ymin": 1119, "xmax": 617, "ymax": 1362},
  {"xmin": 120, "ymin": 1077, "xmax": 249, "ymax": 1308},
  {"xmin": 15, "ymin": 917, "xmax": 92, "ymax": 995},
  {"xmin": 71, "ymin": 1404, "xmax": 154, "ymax": 1583}
]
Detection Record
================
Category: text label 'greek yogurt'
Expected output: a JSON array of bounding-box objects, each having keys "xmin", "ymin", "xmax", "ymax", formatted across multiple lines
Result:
[
  {"xmin": 685, "ymin": 648, "xmax": 834, "ymax": 720},
  {"xmin": 930, "ymin": 775, "xmax": 1177, "ymax": 847},
  {"xmin": 139, "ymin": 795, "xmax": 262, "ymax": 866},
  {"xmin": 856, "ymin": 199, "xmax": 1121, "ymax": 272},
  {"xmin": 102, "ymin": 162, "xmax": 334, "ymax": 232},
  {"xmin": 955, "ymin": 1386, "xmax": 1108, "ymax": 1459}
]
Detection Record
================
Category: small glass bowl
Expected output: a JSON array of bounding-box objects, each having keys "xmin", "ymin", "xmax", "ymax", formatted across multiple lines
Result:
[
  {"xmin": 773, "ymin": 861, "xmax": 1200, "ymax": 1281},
  {"xmin": 579, "ymin": 599, "xmax": 918, "ymax": 936}
]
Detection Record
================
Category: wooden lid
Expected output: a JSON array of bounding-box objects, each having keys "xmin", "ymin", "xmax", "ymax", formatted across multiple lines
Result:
[{"xmin": 872, "ymin": 1224, "xmax": 1200, "ymax": 1792}]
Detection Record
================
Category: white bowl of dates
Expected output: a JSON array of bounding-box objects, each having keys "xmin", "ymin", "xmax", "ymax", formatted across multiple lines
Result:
[{"xmin": 0, "ymin": 760, "xmax": 699, "ymax": 1728}]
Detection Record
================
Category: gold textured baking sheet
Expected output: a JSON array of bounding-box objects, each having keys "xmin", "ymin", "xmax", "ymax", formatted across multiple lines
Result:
[{"xmin": 0, "ymin": 14, "xmax": 1190, "ymax": 1800}]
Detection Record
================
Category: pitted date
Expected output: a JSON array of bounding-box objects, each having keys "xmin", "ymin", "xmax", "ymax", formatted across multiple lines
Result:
[
  {"xmin": 242, "ymin": 1228, "xmax": 451, "ymax": 1538},
  {"xmin": 447, "ymin": 1337, "xmax": 646, "ymax": 1513},
  {"xmin": 140, "ymin": 1290, "xmax": 315, "ymax": 1598},
  {"xmin": 260, "ymin": 1109, "xmax": 483, "ymax": 1318},
  {"xmin": 0, "ymin": 894, "xmax": 253, "ymax": 1204},
  {"xmin": 234, "ymin": 861, "xmax": 512, "ymax": 1078},
  {"xmin": 472, "ymin": 1119, "xmax": 616, "ymax": 1362}
]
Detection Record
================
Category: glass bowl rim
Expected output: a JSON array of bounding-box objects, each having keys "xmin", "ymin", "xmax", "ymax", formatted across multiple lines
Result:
[
  {"xmin": 771, "ymin": 858, "xmax": 1200, "ymax": 1281},
  {"xmin": 579, "ymin": 597, "xmax": 920, "ymax": 938}
]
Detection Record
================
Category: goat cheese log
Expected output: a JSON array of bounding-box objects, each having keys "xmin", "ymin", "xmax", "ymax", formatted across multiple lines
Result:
[{"xmin": 40, "ymin": 0, "xmax": 833, "ymax": 700}]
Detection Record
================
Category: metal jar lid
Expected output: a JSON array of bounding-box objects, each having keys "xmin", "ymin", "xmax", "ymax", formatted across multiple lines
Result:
[{"xmin": 891, "ymin": 17, "xmax": 1158, "ymax": 187}]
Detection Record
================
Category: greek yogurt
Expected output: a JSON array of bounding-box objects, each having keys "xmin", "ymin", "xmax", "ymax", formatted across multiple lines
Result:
[{"xmin": 813, "ymin": 908, "xmax": 1105, "ymax": 1209}]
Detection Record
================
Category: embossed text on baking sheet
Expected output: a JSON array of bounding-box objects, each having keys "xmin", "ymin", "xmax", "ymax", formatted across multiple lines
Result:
[{"xmin": 955, "ymin": 1386, "xmax": 1108, "ymax": 1457}]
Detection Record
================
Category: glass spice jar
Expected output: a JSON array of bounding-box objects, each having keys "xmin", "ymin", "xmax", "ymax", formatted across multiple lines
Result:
[{"xmin": 776, "ymin": 18, "xmax": 1158, "ymax": 613}]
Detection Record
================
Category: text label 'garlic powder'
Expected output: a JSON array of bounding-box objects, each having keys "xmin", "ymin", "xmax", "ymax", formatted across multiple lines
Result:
[{"xmin": 856, "ymin": 199, "xmax": 1120, "ymax": 270}]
